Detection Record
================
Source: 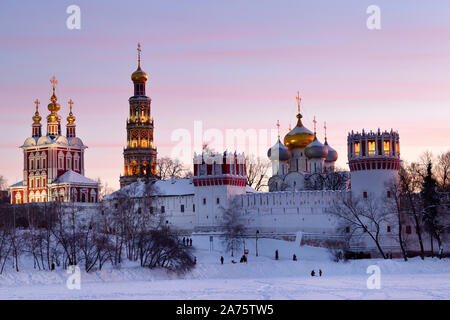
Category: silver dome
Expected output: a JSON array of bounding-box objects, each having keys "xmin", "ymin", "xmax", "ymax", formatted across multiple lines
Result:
[
  {"xmin": 268, "ymin": 139, "xmax": 291, "ymax": 161},
  {"xmin": 305, "ymin": 136, "xmax": 328, "ymax": 159},
  {"xmin": 324, "ymin": 140, "xmax": 338, "ymax": 162}
]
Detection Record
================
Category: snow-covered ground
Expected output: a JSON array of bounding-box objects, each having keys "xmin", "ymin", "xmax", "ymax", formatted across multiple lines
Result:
[{"xmin": 0, "ymin": 235, "xmax": 449, "ymax": 299}]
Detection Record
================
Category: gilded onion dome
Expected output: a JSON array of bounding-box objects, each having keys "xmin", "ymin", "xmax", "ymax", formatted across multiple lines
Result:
[
  {"xmin": 47, "ymin": 76, "xmax": 60, "ymax": 122},
  {"xmin": 268, "ymin": 138, "xmax": 291, "ymax": 161},
  {"xmin": 305, "ymin": 135, "xmax": 328, "ymax": 159},
  {"xmin": 66, "ymin": 99, "xmax": 76, "ymax": 124},
  {"xmin": 324, "ymin": 139, "xmax": 338, "ymax": 162},
  {"xmin": 284, "ymin": 113, "xmax": 314, "ymax": 149},
  {"xmin": 131, "ymin": 43, "xmax": 148, "ymax": 82},
  {"xmin": 32, "ymin": 99, "xmax": 41, "ymax": 124}
]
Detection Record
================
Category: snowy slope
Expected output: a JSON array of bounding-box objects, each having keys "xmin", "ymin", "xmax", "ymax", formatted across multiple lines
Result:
[{"xmin": 0, "ymin": 236, "xmax": 449, "ymax": 299}]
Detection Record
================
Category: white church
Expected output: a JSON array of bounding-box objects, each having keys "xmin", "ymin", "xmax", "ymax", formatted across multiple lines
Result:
[{"xmin": 106, "ymin": 93, "xmax": 408, "ymax": 257}]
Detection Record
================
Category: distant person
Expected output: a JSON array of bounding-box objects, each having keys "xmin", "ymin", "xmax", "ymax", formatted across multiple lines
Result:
[
  {"xmin": 182, "ymin": 237, "xmax": 186, "ymax": 246},
  {"xmin": 275, "ymin": 250, "xmax": 279, "ymax": 260},
  {"xmin": 243, "ymin": 255, "xmax": 247, "ymax": 263},
  {"xmin": 293, "ymin": 254, "xmax": 297, "ymax": 261},
  {"xmin": 190, "ymin": 238, "xmax": 193, "ymax": 246},
  {"xmin": 51, "ymin": 263, "xmax": 55, "ymax": 271},
  {"xmin": 319, "ymin": 269, "xmax": 322, "ymax": 277},
  {"xmin": 194, "ymin": 257, "xmax": 197, "ymax": 265},
  {"xmin": 220, "ymin": 256, "xmax": 224, "ymax": 265},
  {"xmin": 311, "ymin": 270, "xmax": 315, "ymax": 277}
]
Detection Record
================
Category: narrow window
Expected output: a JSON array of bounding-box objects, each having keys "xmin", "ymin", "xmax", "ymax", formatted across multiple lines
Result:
[
  {"xmin": 216, "ymin": 198, "xmax": 220, "ymax": 204},
  {"xmin": 387, "ymin": 226, "xmax": 391, "ymax": 232},
  {"xmin": 363, "ymin": 191, "xmax": 368, "ymax": 199},
  {"xmin": 406, "ymin": 226, "xmax": 412, "ymax": 234},
  {"xmin": 181, "ymin": 205, "xmax": 185, "ymax": 212},
  {"xmin": 354, "ymin": 142, "xmax": 360, "ymax": 156},
  {"xmin": 203, "ymin": 198, "xmax": 206, "ymax": 205},
  {"xmin": 161, "ymin": 206, "xmax": 165, "ymax": 213},
  {"xmin": 387, "ymin": 191, "xmax": 391, "ymax": 198}
]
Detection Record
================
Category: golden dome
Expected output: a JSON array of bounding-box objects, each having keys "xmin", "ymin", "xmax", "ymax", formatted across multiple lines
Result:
[
  {"xmin": 47, "ymin": 113, "xmax": 57, "ymax": 123},
  {"xmin": 67, "ymin": 99, "xmax": 76, "ymax": 124},
  {"xmin": 131, "ymin": 65, "xmax": 148, "ymax": 82},
  {"xmin": 32, "ymin": 112, "xmax": 41, "ymax": 124},
  {"xmin": 32, "ymin": 99, "xmax": 41, "ymax": 124},
  {"xmin": 283, "ymin": 114, "xmax": 314, "ymax": 149},
  {"xmin": 48, "ymin": 93, "xmax": 60, "ymax": 113}
]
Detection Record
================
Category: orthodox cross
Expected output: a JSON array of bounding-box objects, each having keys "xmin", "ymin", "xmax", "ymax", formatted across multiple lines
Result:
[
  {"xmin": 276, "ymin": 120, "xmax": 280, "ymax": 138},
  {"xmin": 137, "ymin": 42, "xmax": 142, "ymax": 65},
  {"xmin": 313, "ymin": 116, "xmax": 317, "ymax": 135},
  {"xmin": 50, "ymin": 76, "xmax": 58, "ymax": 93},
  {"xmin": 68, "ymin": 99, "xmax": 74, "ymax": 113},
  {"xmin": 324, "ymin": 121, "xmax": 327, "ymax": 141},
  {"xmin": 34, "ymin": 99, "xmax": 40, "ymax": 113},
  {"xmin": 296, "ymin": 91, "xmax": 302, "ymax": 114}
]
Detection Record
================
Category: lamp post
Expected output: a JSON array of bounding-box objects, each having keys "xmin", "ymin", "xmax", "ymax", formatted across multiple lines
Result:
[{"xmin": 256, "ymin": 230, "xmax": 259, "ymax": 257}]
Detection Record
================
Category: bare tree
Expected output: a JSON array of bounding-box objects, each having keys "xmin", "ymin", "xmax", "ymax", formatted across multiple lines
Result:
[
  {"xmin": 436, "ymin": 150, "xmax": 450, "ymax": 192},
  {"xmin": 0, "ymin": 175, "xmax": 7, "ymax": 191},
  {"xmin": 398, "ymin": 163, "xmax": 426, "ymax": 259},
  {"xmin": 220, "ymin": 197, "xmax": 246, "ymax": 257},
  {"xmin": 246, "ymin": 155, "xmax": 270, "ymax": 191},
  {"xmin": 328, "ymin": 195, "xmax": 390, "ymax": 259},
  {"xmin": 305, "ymin": 170, "xmax": 348, "ymax": 191},
  {"xmin": 386, "ymin": 180, "xmax": 408, "ymax": 261},
  {"xmin": 96, "ymin": 177, "xmax": 114, "ymax": 200},
  {"xmin": 156, "ymin": 157, "xmax": 188, "ymax": 180}
]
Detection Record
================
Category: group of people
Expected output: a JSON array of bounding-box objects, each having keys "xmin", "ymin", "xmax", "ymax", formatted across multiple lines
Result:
[
  {"xmin": 275, "ymin": 250, "xmax": 298, "ymax": 262},
  {"xmin": 311, "ymin": 269, "xmax": 323, "ymax": 277},
  {"xmin": 182, "ymin": 237, "xmax": 193, "ymax": 247}
]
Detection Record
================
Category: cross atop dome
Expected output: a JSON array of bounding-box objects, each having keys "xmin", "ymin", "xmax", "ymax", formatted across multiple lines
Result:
[{"xmin": 296, "ymin": 91, "xmax": 302, "ymax": 114}]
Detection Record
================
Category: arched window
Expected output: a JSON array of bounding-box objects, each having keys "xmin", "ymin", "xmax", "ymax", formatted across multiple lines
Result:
[
  {"xmin": 90, "ymin": 189, "xmax": 97, "ymax": 203},
  {"xmin": 29, "ymin": 191, "xmax": 35, "ymax": 202},
  {"xmin": 15, "ymin": 192, "xmax": 22, "ymax": 204},
  {"xmin": 72, "ymin": 189, "xmax": 78, "ymax": 202},
  {"xmin": 66, "ymin": 152, "xmax": 72, "ymax": 170},
  {"xmin": 74, "ymin": 153, "xmax": 80, "ymax": 171}
]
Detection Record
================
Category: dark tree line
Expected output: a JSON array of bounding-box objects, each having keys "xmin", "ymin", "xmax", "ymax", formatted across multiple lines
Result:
[{"xmin": 0, "ymin": 181, "xmax": 195, "ymax": 274}]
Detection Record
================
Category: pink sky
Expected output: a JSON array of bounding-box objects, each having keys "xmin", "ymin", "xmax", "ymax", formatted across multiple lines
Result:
[{"xmin": 0, "ymin": 0, "xmax": 449, "ymax": 191}]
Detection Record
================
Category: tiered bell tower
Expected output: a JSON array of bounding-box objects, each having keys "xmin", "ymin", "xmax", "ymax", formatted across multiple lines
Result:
[{"xmin": 120, "ymin": 43, "xmax": 157, "ymax": 188}]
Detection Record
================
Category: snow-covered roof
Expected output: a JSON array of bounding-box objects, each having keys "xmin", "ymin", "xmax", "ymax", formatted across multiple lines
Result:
[
  {"xmin": 50, "ymin": 170, "xmax": 98, "ymax": 185},
  {"xmin": 245, "ymin": 185, "xmax": 258, "ymax": 193},
  {"xmin": 105, "ymin": 178, "xmax": 195, "ymax": 200},
  {"xmin": 9, "ymin": 181, "xmax": 24, "ymax": 188}
]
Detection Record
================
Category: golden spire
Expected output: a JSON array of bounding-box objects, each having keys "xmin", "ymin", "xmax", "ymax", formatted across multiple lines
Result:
[
  {"xmin": 137, "ymin": 42, "xmax": 142, "ymax": 69},
  {"xmin": 313, "ymin": 115, "xmax": 317, "ymax": 136},
  {"xmin": 276, "ymin": 120, "xmax": 280, "ymax": 139},
  {"xmin": 295, "ymin": 91, "xmax": 303, "ymax": 126},
  {"xmin": 296, "ymin": 91, "xmax": 302, "ymax": 114},
  {"xmin": 131, "ymin": 43, "xmax": 148, "ymax": 82},
  {"xmin": 67, "ymin": 99, "xmax": 76, "ymax": 124},
  {"xmin": 50, "ymin": 76, "xmax": 58, "ymax": 103},
  {"xmin": 32, "ymin": 99, "xmax": 42, "ymax": 124},
  {"xmin": 47, "ymin": 76, "xmax": 60, "ymax": 115},
  {"xmin": 324, "ymin": 121, "xmax": 328, "ymax": 143}
]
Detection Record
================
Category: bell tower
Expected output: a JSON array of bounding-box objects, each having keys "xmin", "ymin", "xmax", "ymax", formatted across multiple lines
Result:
[{"xmin": 120, "ymin": 43, "xmax": 157, "ymax": 188}]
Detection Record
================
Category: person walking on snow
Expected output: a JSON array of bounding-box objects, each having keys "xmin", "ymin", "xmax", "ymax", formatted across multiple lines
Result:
[
  {"xmin": 275, "ymin": 250, "xmax": 279, "ymax": 260},
  {"xmin": 319, "ymin": 269, "xmax": 322, "ymax": 277},
  {"xmin": 293, "ymin": 254, "xmax": 297, "ymax": 261},
  {"xmin": 190, "ymin": 238, "xmax": 193, "ymax": 246},
  {"xmin": 220, "ymin": 256, "xmax": 224, "ymax": 265},
  {"xmin": 311, "ymin": 270, "xmax": 315, "ymax": 277},
  {"xmin": 182, "ymin": 237, "xmax": 186, "ymax": 246}
]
